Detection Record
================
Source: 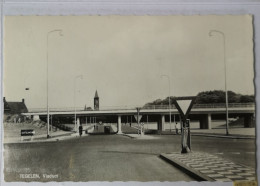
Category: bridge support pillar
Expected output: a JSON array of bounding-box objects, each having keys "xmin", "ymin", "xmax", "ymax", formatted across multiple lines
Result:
[
  {"xmin": 33, "ymin": 115, "xmax": 40, "ymax": 121},
  {"xmin": 117, "ymin": 115, "xmax": 123, "ymax": 134},
  {"xmin": 199, "ymin": 114, "xmax": 212, "ymax": 129},
  {"xmin": 244, "ymin": 114, "xmax": 255, "ymax": 128},
  {"xmin": 157, "ymin": 115, "xmax": 165, "ymax": 131}
]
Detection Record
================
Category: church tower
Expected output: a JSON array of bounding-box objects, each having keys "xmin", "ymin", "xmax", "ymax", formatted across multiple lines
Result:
[{"xmin": 94, "ymin": 90, "xmax": 99, "ymax": 110}]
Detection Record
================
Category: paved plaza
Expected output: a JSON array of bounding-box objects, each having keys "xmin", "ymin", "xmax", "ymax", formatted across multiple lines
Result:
[{"xmin": 160, "ymin": 152, "xmax": 256, "ymax": 182}]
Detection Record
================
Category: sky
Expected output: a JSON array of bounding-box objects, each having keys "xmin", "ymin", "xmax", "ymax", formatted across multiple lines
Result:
[{"xmin": 3, "ymin": 15, "xmax": 254, "ymax": 110}]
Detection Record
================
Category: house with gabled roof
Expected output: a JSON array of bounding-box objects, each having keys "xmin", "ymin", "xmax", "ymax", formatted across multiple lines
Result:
[{"xmin": 3, "ymin": 97, "xmax": 28, "ymax": 114}]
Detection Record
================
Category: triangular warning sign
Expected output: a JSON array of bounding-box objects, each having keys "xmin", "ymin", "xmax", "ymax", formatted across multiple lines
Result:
[
  {"xmin": 176, "ymin": 100, "xmax": 192, "ymax": 116},
  {"xmin": 134, "ymin": 115, "xmax": 142, "ymax": 123},
  {"xmin": 173, "ymin": 96, "xmax": 196, "ymax": 120}
]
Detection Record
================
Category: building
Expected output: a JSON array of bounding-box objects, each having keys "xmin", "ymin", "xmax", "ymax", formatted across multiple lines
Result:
[
  {"xmin": 3, "ymin": 97, "xmax": 28, "ymax": 122},
  {"xmin": 84, "ymin": 105, "xmax": 93, "ymax": 111},
  {"xmin": 94, "ymin": 90, "xmax": 99, "ymax": 110},
  {"xmin": 83, "ymin": 91, "xmax": 99, "ymax": 111},
  {"xmin": 3, "ymin": 97, "xmax": 28, "ymax": 114}
]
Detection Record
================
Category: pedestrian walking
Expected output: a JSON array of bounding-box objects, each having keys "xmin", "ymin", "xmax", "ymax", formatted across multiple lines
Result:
[
  {"xmin": 175, "ymin": 122, "xmax": 179, "ymax": 135},
  {"xmin": 79, "ymin": 125, "xmax": 83, "ymax": 137}
]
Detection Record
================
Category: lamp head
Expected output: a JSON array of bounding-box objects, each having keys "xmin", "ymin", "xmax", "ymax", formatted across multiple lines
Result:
[
  {"xmin": 59, "ymin": 30, "xmax": 63, "ymax": 36},
  {"xmin": 160, "ymin": 74, "xmax": 169, "ymax": 79},
  {"xmin": 209, "ymin": 30, "xmax": 213, "ymax": 37}
]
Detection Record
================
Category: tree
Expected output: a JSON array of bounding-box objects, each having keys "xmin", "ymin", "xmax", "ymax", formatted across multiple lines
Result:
[
  {"xmin": 143, "ymin": 90, "xmax": 254, "ymax": 107},
  {"xmin": 240, "ymin": 95, "xmax": 254, "ymax": 103}
]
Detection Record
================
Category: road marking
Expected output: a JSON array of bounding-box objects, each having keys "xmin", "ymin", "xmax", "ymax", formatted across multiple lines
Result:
[
  {"xmin": 69, "ymin": 155, "xmax": 74, "ymax": 169},
  {"xmin": 245, "ymin": 152, "xmax": 255, "ymax": 154},
  {"xmin": 215, "ymin": 153, "xmax": 224, "ymax": 155},
  {"xmin": 231, "ymin": 152, "xmax": 240, "ymax": 155}
]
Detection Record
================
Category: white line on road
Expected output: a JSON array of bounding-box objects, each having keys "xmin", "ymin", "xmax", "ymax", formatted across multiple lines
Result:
[
  {"xmin": 231, "ymin": 152, "xmax": 240, "ymax": 155},
  {"xmin": 245, "ymin": 152, "xmax": 255, "ymax": 154}
]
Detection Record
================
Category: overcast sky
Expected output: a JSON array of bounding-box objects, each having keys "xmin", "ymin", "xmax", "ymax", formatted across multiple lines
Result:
[{"xmin": 3, "ymin": 15, "xmax": 254, "ymax": 109}]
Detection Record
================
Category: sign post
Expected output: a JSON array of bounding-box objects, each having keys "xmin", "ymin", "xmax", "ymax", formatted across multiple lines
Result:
[
  {"xmin": 173, "ymin": 96, "xmax": 196, "ymax": 153},
  {"xmin": 135, "ymin": 108, "xmax": 143, "ymax": 135}
]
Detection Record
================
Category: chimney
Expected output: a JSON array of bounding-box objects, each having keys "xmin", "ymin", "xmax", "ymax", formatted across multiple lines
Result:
[{"xmin": 22, "ymin": 98, "xmax": 25, "ymax": 103}]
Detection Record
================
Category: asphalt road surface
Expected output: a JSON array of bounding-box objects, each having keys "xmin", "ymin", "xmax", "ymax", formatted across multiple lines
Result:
[{"xmin": 4, "ymin": 132, "xmax": 255, "ymax": 182}]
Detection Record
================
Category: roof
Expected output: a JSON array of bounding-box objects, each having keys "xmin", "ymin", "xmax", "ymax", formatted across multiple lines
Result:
[
  {"xmin": 94, "ymin": 90, "xmax": 99, "ymax": 98},
  {"xmin": 3, "ymin": 98, "xmax": 28, "ymax": 114},
  {"xmin": 4, "ymin": 102, "xmax": 11, "ymax": 111}
]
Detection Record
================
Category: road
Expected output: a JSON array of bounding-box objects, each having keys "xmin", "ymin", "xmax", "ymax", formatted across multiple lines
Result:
[{"xmin": 3, "ymin": 131, "xmax": 255, "ymax": 182}]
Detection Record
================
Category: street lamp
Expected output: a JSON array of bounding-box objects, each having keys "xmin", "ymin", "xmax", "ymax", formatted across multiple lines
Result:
[
  {"xmin": 136, "ymin": 107, "xmax": 142, "ymax": 135},
  {"xmin": 47, "ymin": 29, "xmax": 63, "ymax": 138},
  {"xmin": 209, "ymin": 30, "xmax": 229, "ymax": 135},
  {"xmin": 161, "ymin": 74, "xmax": 172, "ymax": 132},
  {"xmin": 74, "ymin": 75, "xmax": 83, "ymax": 132}
]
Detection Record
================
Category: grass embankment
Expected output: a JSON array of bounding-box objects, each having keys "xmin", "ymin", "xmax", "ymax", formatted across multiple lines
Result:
[
  {"xmin": 4, "ymin": 120, "xmax": 48, "ymax": 138},
  {"xmin": 220, "ymin": 118, "xmax": 245, "ymax": 128},
  {"xmin": 3, "ymin": 114, "xmax": 73, "ymax": 138}
]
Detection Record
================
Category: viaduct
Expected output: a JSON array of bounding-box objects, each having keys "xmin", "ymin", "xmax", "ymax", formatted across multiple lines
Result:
[{"xmin": 23, "ymin": 103, "xmax": 255, "ymax": 133}]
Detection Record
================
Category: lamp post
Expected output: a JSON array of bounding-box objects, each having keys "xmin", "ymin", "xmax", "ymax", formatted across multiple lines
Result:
[
  {"xmin": 74, "ymin": 75, "xmax": 83, "ymax": 132},
  {"xmin": 136, "ymin": 107, "xmax": 142, "ymax": 135},
  {"xmin": 209, "ymin": 30, "xmax": 229, "ymax": 135},
  {"xmin": 161, "ymin": 75, "xmax": 172, "ymax": 132},
  {"xmin": 47, "ymin": 29, "xmax": 63, "ymax": 138}
]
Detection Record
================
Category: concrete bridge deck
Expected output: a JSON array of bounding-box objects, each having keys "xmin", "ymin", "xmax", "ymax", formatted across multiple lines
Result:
[
  {"xmin": 22, "ymin": 103, "xmax": 255, "ymax": 131},
  {"xmin": 24, "ymin": 103, "xmax": 255, "ymax": 116}
]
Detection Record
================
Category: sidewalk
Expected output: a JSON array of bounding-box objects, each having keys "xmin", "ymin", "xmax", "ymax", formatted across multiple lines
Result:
[
  {"xmin": 160, "ymin": 152, "xmax": 256, "ymax": 182},
  {"xmin": 121, "ymin": 126, "xmax": 255, "ymax": 139},
  {"xmin": 4, "ymin": 125, "xmax": 94, "ymax": 144},
  {"xmin": 190, "ymin": 128, "xmax": 255, "ymax": 139}
]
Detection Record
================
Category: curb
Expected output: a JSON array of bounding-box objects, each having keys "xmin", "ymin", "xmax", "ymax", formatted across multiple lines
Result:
[
  {"xmin": 119, "ymin": 132, "xmax": 255, "ymax": 139},
  {"xmin": 120, "ymin": 133, "xmax": 135, "ymax": 139},
  {"xmin": 160, "ymin": 153, "xmax": 214, "ymax": 181},
  {"xmin": 3, "ymin": 133, "xmax": 86, "ymax": 144},
  {"xmin": 121, "ymin": 133, "xmax": 159, "ymax": 140},
  {"xmin": 191, "ymin": 133, "xmax": 255, "ymax": 139}
]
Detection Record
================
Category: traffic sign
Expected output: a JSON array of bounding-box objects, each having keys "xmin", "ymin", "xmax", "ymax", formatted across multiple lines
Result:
[
  {"xmin": 134, "ymin": 115, "xmax": 142, "ymax": 123},
  {"xmin": 176, "ymin": 100, "xmax": 192, "ymax": 116},
  {"xmin": 21, "ymin": 129, "xmax": 35, "ymax": 136},
  {"xmin": 173, "ymin": 96, "xmax": 196, "ymax": 120},
  {"xmin": 173, "ymin": 96, "xmax": 196, "ymax": 153}
]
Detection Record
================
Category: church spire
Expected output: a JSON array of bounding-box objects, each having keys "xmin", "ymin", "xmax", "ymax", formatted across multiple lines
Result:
[
  {"xmin": 94, "ymin": 90, "xmax": 99, "ymax": 110},
  {"xmin": 94, "ymin": 90, "xmax": 99, "ymax": 98}
]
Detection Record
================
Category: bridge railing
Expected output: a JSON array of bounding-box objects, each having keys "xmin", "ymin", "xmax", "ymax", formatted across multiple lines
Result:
[
  {"xmin": 193, "ymin": 103, "xmax": 255, "ymax": 108},
  {"xmin": 142, "ymin": 105, "xmax": 175, "ymax": 110},
  {"xmin": 28, "ymin": 107, "xmax": 78, "ymax": 113},
  {"xmin": 27, "ymin": 103, "xmax": 255, "ymax": 113},
  {"xmin": 142, "ymin": 103, "xmax": 255, "ymax": 110},
  {"xmin": 27, "ymin": 106, "xmax": 138, "ymax": 113}
]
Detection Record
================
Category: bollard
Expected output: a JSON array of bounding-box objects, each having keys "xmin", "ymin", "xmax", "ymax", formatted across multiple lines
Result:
[{"xmin": 181, "ymin": 119, "xmax": 191, "ymax": 153}]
